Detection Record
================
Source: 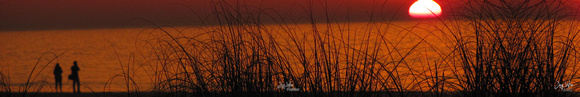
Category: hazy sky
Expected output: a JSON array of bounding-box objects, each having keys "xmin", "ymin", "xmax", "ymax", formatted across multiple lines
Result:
[{"xmin": 0, "ymin": 0, "xmax": 450, "ymax": 31}]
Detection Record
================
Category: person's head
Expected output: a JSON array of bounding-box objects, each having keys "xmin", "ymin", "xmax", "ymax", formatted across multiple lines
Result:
[
  {"xmin": 56, "ymin": 63, "xmax": 60, "ymax": 66},
  {"xmin": 73, "ymin": 61, "xmax": 77, "ymax": 66}
]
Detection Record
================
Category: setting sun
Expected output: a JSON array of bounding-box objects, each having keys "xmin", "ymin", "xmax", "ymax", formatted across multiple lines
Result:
[{"xmin": 409, "ymin": 0, "xmax": 442, "ymax": 18}]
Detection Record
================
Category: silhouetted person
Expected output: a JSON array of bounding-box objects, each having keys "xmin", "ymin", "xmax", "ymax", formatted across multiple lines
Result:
[
  {"xmin": 70, "ymin": 61, "xmax": 81, "ymax": 93},
  {"xmin": 53, "ymin": 63, "xmax": 63, "ymax": 93}
]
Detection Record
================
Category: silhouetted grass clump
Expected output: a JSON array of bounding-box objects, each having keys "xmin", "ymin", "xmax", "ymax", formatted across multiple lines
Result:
[
  {"xmin": 135, "ymin": 0, "xmax": 437, "ymax": 97},
  {"xmin": 0, "ymin": 68, "xmax": 11, "ymax": 97},
  {"xmin": 126, "ymin": 0, "xmax": 580, "ymax": 97},
  {"xmin": 440, "ymin": 0, "xmax": 580, "ymax": 96}
]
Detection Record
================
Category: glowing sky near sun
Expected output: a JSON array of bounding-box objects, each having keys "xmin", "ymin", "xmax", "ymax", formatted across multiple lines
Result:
[{"xmin": 0, "ymin": 0, "xmax": 452, "ymax": 31}]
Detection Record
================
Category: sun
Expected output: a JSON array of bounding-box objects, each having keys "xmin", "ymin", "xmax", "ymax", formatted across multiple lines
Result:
[{"xmin": 409, "ymin": 0, "xmax": 442, "ymax": 18}]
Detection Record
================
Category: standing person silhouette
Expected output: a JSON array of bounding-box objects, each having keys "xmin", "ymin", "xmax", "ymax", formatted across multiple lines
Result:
[
  {"xmin": 53, "ymin": 63, "xmax": 63, "ymax": 93},
  {"xmin": 70, "ymin": 61, "xmax": 81, "ymax": 93}
]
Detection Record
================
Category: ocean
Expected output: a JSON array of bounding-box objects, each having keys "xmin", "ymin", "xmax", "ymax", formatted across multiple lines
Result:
[{"xmin": 0, "ymin": 20, "xmax": 463, "ymax": 92}]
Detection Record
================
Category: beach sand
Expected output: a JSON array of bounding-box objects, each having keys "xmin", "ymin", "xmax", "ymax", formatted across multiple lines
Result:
[{"xmin": 0, "ymin": 92, "xmax": 152, "ymax": 97}]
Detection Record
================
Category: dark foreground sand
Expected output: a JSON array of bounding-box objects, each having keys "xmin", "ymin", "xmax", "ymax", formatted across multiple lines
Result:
[
  {"xmin": 0, "ymin": 92, "xmax": 153, "ymax": 97},
  {"xmin": 0, "ymin": 92, "xmax": 450, "ymax": 97},
  {"xmin": 2, "ymin": 91, "xmax": 579, "ymax": 97},
  {"xmin": 0, "ymin": 91, "xmax": 458, "ymax": 97}
]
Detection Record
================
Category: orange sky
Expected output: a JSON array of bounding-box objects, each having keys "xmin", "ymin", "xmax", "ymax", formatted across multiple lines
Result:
[{"xmin": 0, "ymin": 0, "xmax": 454, "ymax": 31}]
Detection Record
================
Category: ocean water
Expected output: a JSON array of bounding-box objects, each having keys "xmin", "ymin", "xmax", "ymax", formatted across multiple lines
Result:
[
  {"xmin": 0, "ymin": 28, "xmax": 156, "ymax": 92},
  {"xmin": 0, "ymin": 21, "xmax": 456, "ymax": 92}
]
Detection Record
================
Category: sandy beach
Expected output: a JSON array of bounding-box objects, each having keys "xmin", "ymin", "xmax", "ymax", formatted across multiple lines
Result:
[{"xmin": 1, "ymin": 92, "xmax": 152, "ymax": 97}]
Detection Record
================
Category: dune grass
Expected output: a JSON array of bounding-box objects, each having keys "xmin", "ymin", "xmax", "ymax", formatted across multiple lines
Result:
[
  {"xmin": 0, "ymin": 65, "xmax": 11, "ymax": 97},
  {"xmin": 131, "ymin": 0, "xmax": 440, "ymax": 96},
  {"xmin": 121, "ymin": 0, "xmax": 580, "ymax": 97},
  {"xmin": 131, "ymin": 0, "xmax": 580, "ymax": 96},
  {"xmin": 441, "ymin": 0, "xmax": 580, "ymax": 96},
  {"xmin": 131, "ymin": 0, "xmax": 444, "ymax": 97}
]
